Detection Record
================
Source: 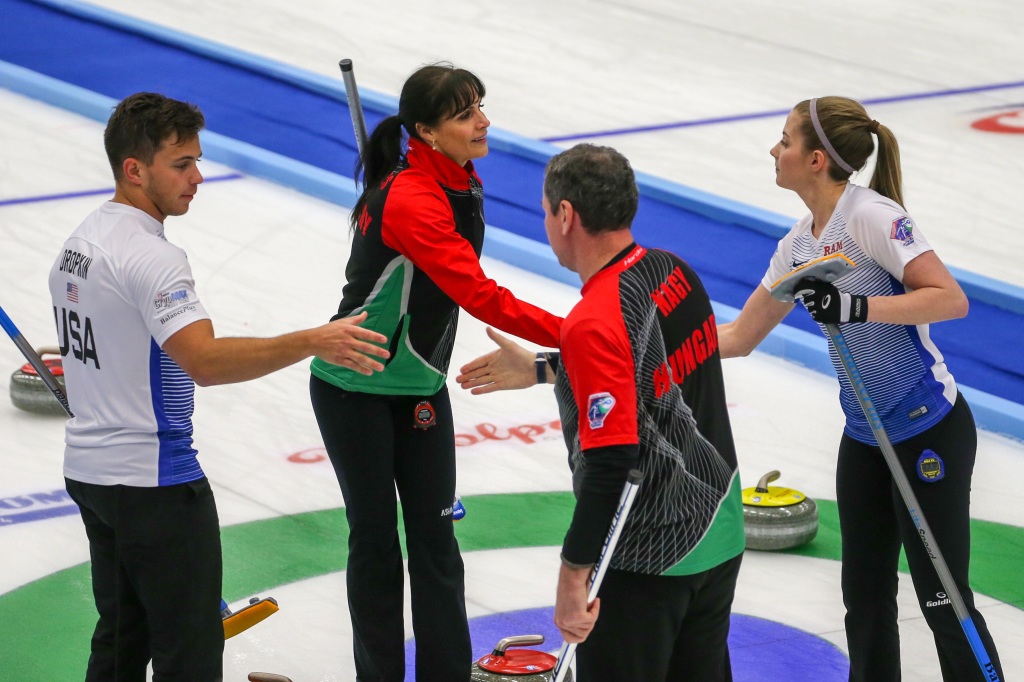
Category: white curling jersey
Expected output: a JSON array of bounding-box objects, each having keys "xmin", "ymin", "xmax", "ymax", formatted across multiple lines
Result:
[
  {"xmin": 47, "ymin": 202, "xmax": 210, "ymax": 487},
  {"xmin": 762, "ymin": 183, "xmax": 957, "ymax": 445}
]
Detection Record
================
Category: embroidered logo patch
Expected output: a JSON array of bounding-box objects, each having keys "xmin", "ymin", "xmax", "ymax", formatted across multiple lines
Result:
[
  {"xmin": 587, "ymin": 392, "xmax": 616, "ymax": 429},
  {"xmin": 890, "ymin": 216, "xmax": 915, "ymax": 246},
  {"xmin": 154, "ymin": 289, "xmax": 190, "ymax": 310}
]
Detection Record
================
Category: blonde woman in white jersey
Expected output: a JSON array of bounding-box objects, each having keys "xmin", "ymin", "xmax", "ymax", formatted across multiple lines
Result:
[{"xmin": 717, "ymin": 96, "xmax": 1003, "ymax": 681}]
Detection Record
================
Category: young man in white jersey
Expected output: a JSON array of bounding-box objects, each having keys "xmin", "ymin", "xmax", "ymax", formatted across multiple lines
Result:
[
  {"xmin": 47, "ymin": 92, "xmax": 390, "ymax": 682},
  {"xmin": 717, "ymin": 96, "xmax": 1003, "ymax": 681}
]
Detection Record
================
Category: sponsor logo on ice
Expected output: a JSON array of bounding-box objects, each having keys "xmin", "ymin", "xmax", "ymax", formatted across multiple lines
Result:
[{"xmin": 0, "ymin": 489, "xmax": 78, "ymax": 526}]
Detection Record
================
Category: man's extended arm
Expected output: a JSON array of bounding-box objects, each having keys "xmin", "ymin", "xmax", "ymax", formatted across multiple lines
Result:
[{"xmin": 162, "ymin": 311, "xmax": 388, "ymax": 387}]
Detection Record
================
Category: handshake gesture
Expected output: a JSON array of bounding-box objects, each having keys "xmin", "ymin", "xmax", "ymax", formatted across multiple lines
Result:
[{"xmin": 796, "ymin": 277, "xmax": 868, "ymax": 324}]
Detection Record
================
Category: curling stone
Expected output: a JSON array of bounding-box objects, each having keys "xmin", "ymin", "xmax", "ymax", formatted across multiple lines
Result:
[
  {"xmin": 9, "ymin": 348, "xmax": 67, "ymax": 416},
  {"xmin": 471, "ymin": 634, "xmax": 572, "ymax": 682},
  {"xmin": 742, "ymin": 470, "xmax": 818, "ymax": 551}
]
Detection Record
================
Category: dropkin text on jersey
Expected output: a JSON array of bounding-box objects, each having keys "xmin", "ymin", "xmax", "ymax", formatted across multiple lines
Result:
[{"xmin": 57, "ymin": 248, "xmax": 93, "ymax": 279}]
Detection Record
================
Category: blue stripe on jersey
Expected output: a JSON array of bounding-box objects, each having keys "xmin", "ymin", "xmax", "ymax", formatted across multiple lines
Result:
[
  {"xmin": 148, "ymin": 339, "xmax": 202, "ymax": 485},
  {"xmin": 799, "ymin": 235, "xmax": 955, "ymax": 444}
]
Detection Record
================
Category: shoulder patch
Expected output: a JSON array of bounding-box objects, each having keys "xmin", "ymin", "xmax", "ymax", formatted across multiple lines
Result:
[
  {"xmin": 154, "ymin": 289, "xmax": 190, "ymax": 311},
  {"xmin": 587, "ymin": 392, "xmax": 616, "ymax": 429},
  {"xmin": 890, "ymin": 216, "xmax": 915, "ymax": 246}
]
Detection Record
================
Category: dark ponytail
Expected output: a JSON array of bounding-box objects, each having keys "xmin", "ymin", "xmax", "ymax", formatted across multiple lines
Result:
[{"xmin": 349, "ymin": 115, "xmax": 405, "ymax": 230}]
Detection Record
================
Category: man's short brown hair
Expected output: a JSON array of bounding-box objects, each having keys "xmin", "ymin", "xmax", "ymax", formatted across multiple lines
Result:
[{"xmin": 104, "ymin": 92, "xmax": 205, "ymax": 179}]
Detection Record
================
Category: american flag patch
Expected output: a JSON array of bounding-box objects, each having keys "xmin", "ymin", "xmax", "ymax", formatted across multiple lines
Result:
[{"xmin": 66, "ymin": 282, "xmax": 78, "ymax": 303}]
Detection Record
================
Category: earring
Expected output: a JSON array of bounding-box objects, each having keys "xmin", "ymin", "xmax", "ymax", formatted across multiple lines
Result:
[{"xmin": 431, "ymin": 139, "xmax": 439, "ymax": 151}]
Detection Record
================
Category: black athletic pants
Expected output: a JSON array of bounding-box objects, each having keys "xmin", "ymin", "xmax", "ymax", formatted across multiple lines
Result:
[
  {"xmin": 837, "ymin": 393, "xmax": 1003, "ymax": 681},
  {"xmin": 576, "ymin": 553, "xmax": 743, "ymax": 681},
  {"xmin": 66, "ymin": 477, "xmax": 223, "ymax": 682},
  {"xmin": 310, "ymin": 377, "xmax": 471, "ymax": 682}
]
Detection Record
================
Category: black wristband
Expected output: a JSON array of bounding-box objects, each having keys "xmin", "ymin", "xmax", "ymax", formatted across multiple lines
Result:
[
  {"xmin": 849, "ymin": 294, "xmax": 868, "ymax": 323},
  {"xmin": 535, "ymin": 352, "xmax": 547, "ymax": 385}
]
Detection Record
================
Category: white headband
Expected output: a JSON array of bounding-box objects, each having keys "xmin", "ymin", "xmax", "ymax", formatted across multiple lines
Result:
[{"xmin": 809, "ymin": 98, "xmax": 855, "ymax": 174}]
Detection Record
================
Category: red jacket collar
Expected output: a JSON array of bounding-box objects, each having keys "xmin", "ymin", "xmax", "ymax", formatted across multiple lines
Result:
[{"xmin": 406, "ymin": 137, "xmax": 479, "ymax": 190}]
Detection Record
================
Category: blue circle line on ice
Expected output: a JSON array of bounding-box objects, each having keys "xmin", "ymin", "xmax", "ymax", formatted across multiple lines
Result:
[{"xmin": 404, "ymin": 606, "xmax": 849, "ymax": 679}]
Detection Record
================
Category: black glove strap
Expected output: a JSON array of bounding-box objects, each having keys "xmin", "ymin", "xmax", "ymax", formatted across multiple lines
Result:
[{"xmin": 848, "ymin": 294, "xmax": 869, "ymax": 323}]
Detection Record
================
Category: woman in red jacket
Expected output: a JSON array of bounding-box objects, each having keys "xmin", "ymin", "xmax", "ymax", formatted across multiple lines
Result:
[{"xmin": 310, "ymin": 63, "xmax": 562, "ymax": 682}]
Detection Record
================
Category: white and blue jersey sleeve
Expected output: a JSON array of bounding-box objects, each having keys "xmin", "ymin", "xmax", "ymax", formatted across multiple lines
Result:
[
  {"xmin": 761, "ymin": 184, "xmax": 957, "ymax": 445},
  {"xmin": 48, "ymin": 202, "xmax": 210, "ymax": 487}
]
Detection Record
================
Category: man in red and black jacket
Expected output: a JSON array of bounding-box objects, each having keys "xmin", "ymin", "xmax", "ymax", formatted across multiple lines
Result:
[{"xmin": 458, "ymin": 143, "xmax": 745, "ymax": 682}]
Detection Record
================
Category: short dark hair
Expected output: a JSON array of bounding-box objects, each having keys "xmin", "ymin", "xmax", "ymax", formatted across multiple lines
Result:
[
  {"xmin": 104, "ymin": 92, "xmax": 205, "ymax": 180},
  {"xmin": 543, "ymin": 144, "xmax": 638, "ymax": 233}
]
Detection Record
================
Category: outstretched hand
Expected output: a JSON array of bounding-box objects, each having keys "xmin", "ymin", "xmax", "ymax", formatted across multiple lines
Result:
[
  {"xmin": 315, "ymin": 311, "xmax": 390, "ymax": 375},
  {"xmin": 455, "ymin": 327, "xmax": 538, "ymax": 394}
]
